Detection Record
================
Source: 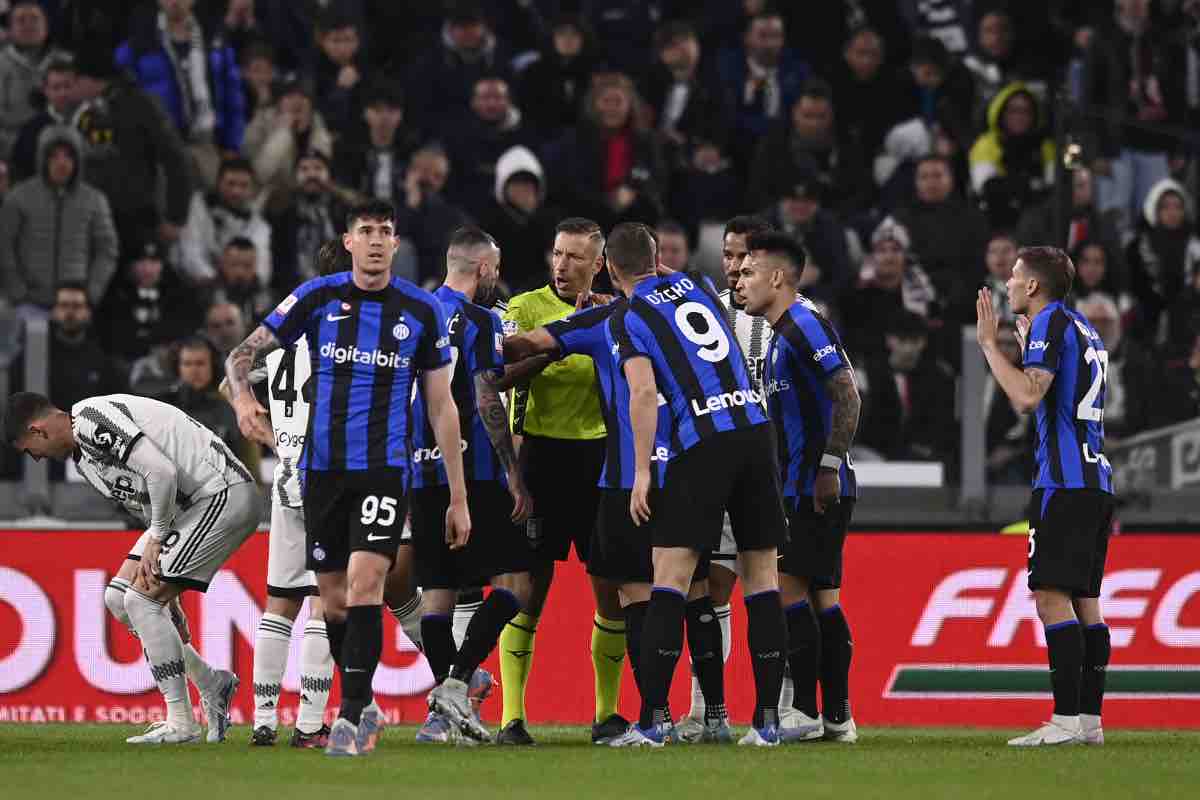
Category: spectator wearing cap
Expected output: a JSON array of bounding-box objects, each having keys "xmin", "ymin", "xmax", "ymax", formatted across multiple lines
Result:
[
  {"xmin": 179, "ymin": 156, "xmax": 272, "ymax": 286},
  {"xmin": 0, "ymin": 125, "xmax": 119, "ymax": 312},
  {"xmin": 517, "ymin": 14, "xmax": 596, "ymax": 141},
  {"xmin": 332, "ymin": 80, "xmax": 420, "ymax": 210},
  {"xmin": 205, "ymin": 236, "xmax": 276, "ymax": 325},
  {"xmin": 545, "ymin": 72, "xmax": 667, "ymax": 230},
  {"xmin": 245, "ymin": 75, "xmax": 333, "ymax": 214},
  {"xmin": 72, "ymin": 46, "xmax": 193, "ymax": 261},
  {"xmin": 312, "ymin": 6, "xmax": 367, "ymax": 137},
  {"xmin": 268, "ymin": 149, "xmax": 351, "ymax": 292},
  {"xmin": 116, "ymin": 0, "xmax": 246, "ymax": 189},
  {"xmin": 641, "ymin": 19, "xmax": 731, "ymax": 171},
  {"xmin": 841, "ymin": 216, "xmax": 939, "ymax": 358},
  {"xmin": 442, "ymin": 73, "xmax": 535, "ymax": 221},
  {"xmin": 405, "ymin": 1, "xmax": 514, "ymax": 132},
  {"xmin": 0, "ymin": 2, "xmax": 70, "ymax": 159},
  {"xmin": 97, "ymin": 238, "xmax": 199, "ymax": 363},
  {"xmin": 716, "ymin": 9, "xmax": 809, "ymax": 171},
  {"xmin": 856, "ymin": 308, "xmax": 957, "ymax": 466},
  {"xmin": 394, "ymin": 144, "xmax": 471, "ymax": 285},
  {"xmin": 747, "ymin": 77, "xmax": 873, "ymax": 219},
  {"xmin": 478, "ymin": 144, "xmax": 559, "ymax": 295},
  {"xmin": 11, "ymin": 57, "xmax": 80, "ymax": 183},
  {"xmin": 761, "ymin": 174, "xmax": 852, "ymax": 297}
]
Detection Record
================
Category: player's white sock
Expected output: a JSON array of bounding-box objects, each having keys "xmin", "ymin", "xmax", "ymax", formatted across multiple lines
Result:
[
  {"xmin": 253, "ymin": 613, "xmax": 294, "ymax": 730},
  {"xmin": 687, "ymin": 673, "xmax": 706, "ymax": 719},
  {"xmin": 779, "ymin": 672, "xmax": 794, "ymax": 710},
  {"xmin": 125, "ymin": 588, "xmax": 191, "ymax": 726},
  {"xmin": 390, "ymin": 588, "xmax": 424, "ymax": 650},
  {"xmin": 104, "ymin": 577, "xmax": 135, "ymax": 633},
  {"xmin": 716, "ymin": 604, "xmax": 732, "ymax": 663},
  {"xmin": 453, "ymin": 598, "xmax": 483, "ymax": 650},
  {"xmin": 181, "ymin": 643, "xmax": 219, "ymax": 694},
  {"xmin": 297, "ymin": 618, "xmax": 334, "ymax": 733}
]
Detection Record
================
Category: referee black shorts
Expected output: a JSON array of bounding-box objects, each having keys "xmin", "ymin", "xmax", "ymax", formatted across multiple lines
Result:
[
  {"xmin": 521, "ymin": 434, "xmax": 605, "ymax": 563},
  {"xmin": 1028, "ymin": 488, "xmax": 1114, "ymax": 598},
  {"xmin": 302, "ymin": 468, "xmax": 407, "ymax": 572}
]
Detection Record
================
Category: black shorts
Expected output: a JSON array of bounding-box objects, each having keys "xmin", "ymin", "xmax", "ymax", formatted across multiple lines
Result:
[
  {"xmin": 589, "ymin": 489, "xmax": 710, "ymax": 584},
  {"xmin": 410, "ymin": 481, "xmax": 533, "ymax": 589},
  {"xmin": 302, "ymin": 469, "xmax": 408, "ymax": 572},
  {"xmin": 780, "ymin": 496, "xmax": 855, "ymax": 590},
  {"xmin": 1028, "ymin": 488, "xmax": 1115, "ymax": 598},
  {"xmin": 656, "ymin": 424, "xmax": 789, "ymax": 553},
  {"xmin": 522, "ymin": 435, "xmax": 605, "ymax": 562}
]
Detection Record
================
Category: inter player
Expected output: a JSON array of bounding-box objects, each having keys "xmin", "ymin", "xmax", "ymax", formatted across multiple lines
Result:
[
  {"xmin": 680, "ymin": 214, "xmax": 773, "ymax": 733},
  {"xmin": 226, "ymin": 200, "xmax": 470, "ymax": 757},
  {"xmin": 605, "ymin": 222, "xmax": 790, "ymax": 746},
  {"xmin": 737, "ymin": 232, "xmax": 863, "ymax": 743},
  {"xmin": 410, "ymin": 227, "xmax": 533, "ymax": 744},
  {"xmin": 976, "ymin": 246, "xmax": 1114, "ymax": 747},
  {"xmin": 4, "ymin": 392, "xmax": 258, "ymax": 744},
  {"xmin": 497, "ymin": 218, "xmax": 627, "ymax": 746}
]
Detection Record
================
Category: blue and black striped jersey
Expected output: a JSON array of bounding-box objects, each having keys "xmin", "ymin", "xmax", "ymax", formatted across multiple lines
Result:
[
  {"xmin": 1023, "ymin": 301, "xmax": 1113, "ymax": 493},
  {"xmin": 409, "ymin": 286, "xmax": 507, "ymax": 487},
  {"xmin": 262, "ymin": 273, "xmax": 450, "ymax": 474},
  {"xmin": 765, "ymin": 298, "xmax": 857, "ymax": 499},
  {"xmin": 609, "ymin": 274, "xmax": 767, "ymax": 456},
  {"xmin": 546, "ymin": 301, "xmax": 672, "ymax": 489}
]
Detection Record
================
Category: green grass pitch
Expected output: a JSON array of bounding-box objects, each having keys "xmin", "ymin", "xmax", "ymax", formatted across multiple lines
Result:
[{"xmin": 2, "ymin": 725, "xmax": 1198, "ymax": 799}]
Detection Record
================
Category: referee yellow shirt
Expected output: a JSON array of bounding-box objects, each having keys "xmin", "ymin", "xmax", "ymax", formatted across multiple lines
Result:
[{"xmin": 503, "ymin": 285, "xmax": 606, "ymax": 440}]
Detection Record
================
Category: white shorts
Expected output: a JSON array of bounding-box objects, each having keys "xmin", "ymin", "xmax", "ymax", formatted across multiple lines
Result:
[
  {"xmin": 709, "ymin": 515, "xmax": 743, "ymax": 578},
  {"xmin": 127, "ymin": 482, "xmax": 261, "ymax": 592},
  {"xmin": 268, "ymin": 501, "xmax": 318, "ymax": 597}
]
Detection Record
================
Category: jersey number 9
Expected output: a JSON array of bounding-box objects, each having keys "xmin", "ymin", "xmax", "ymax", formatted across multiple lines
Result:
[{"xmin": 675, "ymin": 302, "xmax": 730, "ymax": 363}]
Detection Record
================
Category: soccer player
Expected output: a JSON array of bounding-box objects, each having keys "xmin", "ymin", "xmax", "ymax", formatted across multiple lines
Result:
[
  {"xmin": 410, "ymin": 227, "xmax": 533, "ymax": 744},
  {"xmin": 736, "ymin": 232, "xmax": 863, "ymax": 743},
  {"xmin": 606, "ymin": 222, "xmax": 790, "ymax": 746},
  {"xmin": 976, "ymin": 246, "xmax": 1114, "ymax": 747},
  {"xmin": 497, "ymin": 218, "xmax": 627, "ymax": 746},
  {"xmin": 4, "ymin": 392, "xmax": 258, "ymax": 744},
  {"xmin": 226, "ymin": 200, "xmax": 470, "ymax": 757},
  {"xmin": 681, "ymin": 214, "xmax": 773, "ymax": 733}
]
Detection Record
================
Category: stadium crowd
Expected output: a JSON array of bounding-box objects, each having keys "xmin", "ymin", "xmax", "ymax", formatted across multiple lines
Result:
[{"xmin": 2, "ymin": 0, "xmax": 1200, "ymax": 485}]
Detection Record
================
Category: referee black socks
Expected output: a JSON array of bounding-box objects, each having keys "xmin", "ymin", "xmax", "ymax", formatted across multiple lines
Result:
[
  {"xmin": 1081, "ymin": 623, "xmax": 1110, "ymax": 717},
  {"xmin": 785, "ymin": 600, "xmax": 821, "ymax": 718},
  {"xmin": 819, "ymin": 604, "xmax": 853, "ymax": 724},
  {"xmin": 639, "ymin": 588, "xmax": 687, "ymax": 725},
  {"xmin": 745, "ymin": 589, "xmax": 786, "ymax": 730},
  {"xmin": 450, "ymin": 588, "xmax": 521, "ymax": 684},
  {"xmin": 1045, "ymin": 619, "xmax": 1084, "ymax": 717},
  {"xmin": 686, "ymin": 596, "xmax": 726, "ymax": 714},
  {"xmin": 421, "ymin": 613, "xmax": 454, "ymax": 684},
  {"xmin": 339, "ymin": 604, "xmax": 382, "ymax": 726}
]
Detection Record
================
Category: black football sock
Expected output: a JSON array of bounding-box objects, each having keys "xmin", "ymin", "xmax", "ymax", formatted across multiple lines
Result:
[
  {"xmin": 324, "ymin": 614, "xmax": 346, "ymax": 670},
  {"xmin": 450, "ymin": 588, "xmax": 521, "ymax": 683},
  {"xmin": 745, "ymin": 589, "xmax": 786, "ymax": 729},
  {"xmin": 686, "ymin": 596, "xmax": 726, "ymax": 721},
  {"xmin": 638, "ymin": 587, "xmax": 686, "ymax": 727},
  {"xmin": 785, "ymin": 599, "xmax": 820, "ymax": 718},
  {"xmin": 1081, "ymin": 623, "xmax": 1110, "ymax": 717},
  {"xmin": 1045, "ymin": 619, "xmax": 1084, "ymax": 717},
  {"xmin": 338, "ymin": 604, "xmax": 382, "ymax": 725},
  {"xmin": 623, "ymin": 600, "xmax": 652, "ymax": 728},
  {"xmin": 819, "ymin": 604, "xmax": 853, "ymax": 724},
  {"xmin": 420, "ymin": 613, "xmax": 454, "ymax": 684}
]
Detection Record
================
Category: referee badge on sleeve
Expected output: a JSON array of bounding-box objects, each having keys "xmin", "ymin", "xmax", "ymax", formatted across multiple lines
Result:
[{"xmin": 502, "ymin": 319, "xmax": 519, "ymax": 337}]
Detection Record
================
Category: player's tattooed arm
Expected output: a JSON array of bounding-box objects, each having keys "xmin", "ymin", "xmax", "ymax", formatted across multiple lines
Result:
[
  {"xmin": 225, "ymin": 325, "xmax": 281, "ymax": 401},
  {"xmin": 824, "ymin": 368, "xmax": 862, "ymax": 460},
  {"xmin": 502, "ymin": 328, "xmax": 559, "ymax": 361},
  {"xmin": 1020, "ymin": 368, "xmax": 1054, "ymax": 410},
  {"xmin": 482, "ymin": 354, "xmax": 555, "ymax": 392},
  {"xmin": 475, "ymin": 373, "xmax": 519, "ymax": 474}
]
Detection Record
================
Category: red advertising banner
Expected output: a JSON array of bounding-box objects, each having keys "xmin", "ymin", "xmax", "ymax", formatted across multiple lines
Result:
[{"xmin": 1, "ymin": 531, "xmax": 1198, "ymax": 728}]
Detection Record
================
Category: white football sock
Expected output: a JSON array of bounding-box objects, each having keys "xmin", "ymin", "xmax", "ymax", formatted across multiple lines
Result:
[
  {"xmin": 104, "ymin": 578, "xmax": 135, "ymax": 634},
  {"xmin": 453, "ymin": 597, "xmax": 483, "ymax": 650},
  {"xmin": 253, "ymin": 613, "xmax": 294, "ymax": 730},
  {"xmin": 779, "ymin": 671, "xmax": 795, "ymax": 711},
  {"xmin": 389, "ymin": 588, "xmax": 424, "ymax": 651},
  {"xmin": 716, "ymin": 603, "xmax": 732, "ymax": 662},
  {"xmin": 297, "ymin": 618, "xmax": 334, "ymax": 733},
  {"xmin": 125, "ymin": 589, "xmax": 191, "ymax": 726},
  {"xmin": 1080, "ymin": 713, "xmax": 1102, "ymax": 730}
]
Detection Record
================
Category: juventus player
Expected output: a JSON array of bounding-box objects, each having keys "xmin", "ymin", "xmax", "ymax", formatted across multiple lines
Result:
[{"xmin": 5, "ymin": 392, "xmax": 259, "ymax": 744}]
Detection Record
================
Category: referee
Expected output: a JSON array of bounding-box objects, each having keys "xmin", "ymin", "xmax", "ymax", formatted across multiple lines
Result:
[
  {"xmin": 227, "ymin": 200, "xmax": 471, "ymax": 757},
  {"xmin": 496, "ymin": 217, "xmax": 625, "ymax": 745}
]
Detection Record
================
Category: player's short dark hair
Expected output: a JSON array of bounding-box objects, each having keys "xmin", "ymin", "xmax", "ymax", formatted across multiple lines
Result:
[
  {"xmin": 217, "ymin": 157, "xmax": 255, "ymax": 180},
  {"xmin": 916, "ymin": 153, "xmax": 953, "ymax": 173},
  {"xmin": 346, "ymin": 199, "xmax": 395, "ymax": 231},
  {"xmin": 224, "ymin": 236, "xmax": 256, "ymax": 252},
  {"xmin": 1018, "ymin": 246, "xmax": 1075, "ymax": 300},
  {"xmin": 44, "ymin": 57, "xmax": 76, "ymax": 77},
  {"xmin": 448, "ymin": 225, "xmax": 498, "ymax": 250},
  {"xmin": 317, "ymin": 238, "xmax": 350, "ymax": 276},
  {"xmin": 724, "ymin": 215, "xmax": 772, "ymax": 241},
  {"xmin": 605, "ymin": 222, "xmax": 657, "ymax": 276},
  {"xmin": 746, "ymin": 231, "xmax": 807, "ymax": 282},
  {"xmin": 54, "ymin": 280, "xmax": 89, "ymax": 303},
  {"xmin": 4, "ymin": 392, "xmax": 53, "ymax": 445}
]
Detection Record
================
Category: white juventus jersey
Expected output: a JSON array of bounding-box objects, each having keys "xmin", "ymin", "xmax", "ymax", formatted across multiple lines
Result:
[
  {"xmin": 263, "ymin": 337, "xmax": 311, "ymax": 508},
  {"xmin": 71, "ymin": 394, "xmax": 254, "ymax": 533},
  {"xmin": 718, "ymin": 288, "xmax": 773, "ymax": 396}
]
